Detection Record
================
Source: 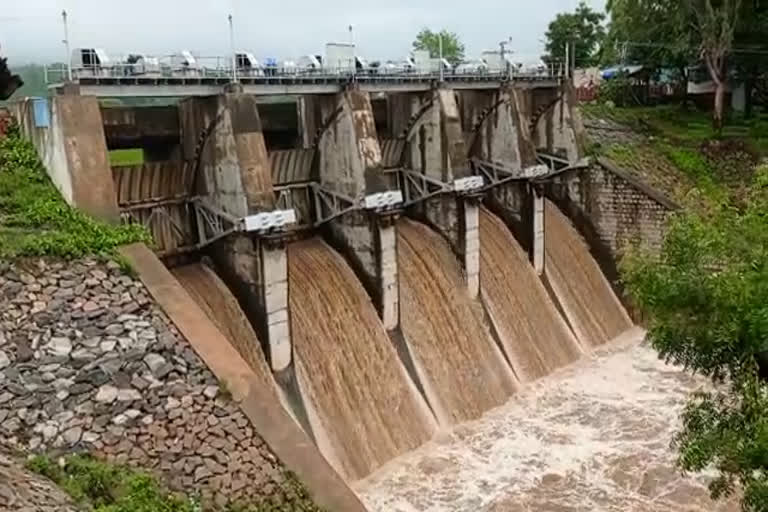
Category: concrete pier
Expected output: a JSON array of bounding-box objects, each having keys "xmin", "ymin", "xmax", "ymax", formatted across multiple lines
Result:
[
  {"xmin": 15, "ymin": 95, "xmax": 119, "ymax": 222},
  {"xmin": 532, "ymin": 186, "xmax": 545, "ymax": 275},
  {"xmin": 529, "ymin": 83, "xmax": 587, "ymax": 163},
  {"xmin": 461, "ymin": 86, "xmax": 537, "ymax": 173},
  {"xmin": 313, "ymin": 88, "xmax": 402, "ymax": 327},
  {"xmin": 260, "ymin": 239, "xmax": 292, "ymax": 371},
  {"xmin": 396, "ymin": 88, "xmax": 481, "ymax": 297},
  {"xmin": 179, "ymin": 92, "xmax": 275, "ymax": 217}
]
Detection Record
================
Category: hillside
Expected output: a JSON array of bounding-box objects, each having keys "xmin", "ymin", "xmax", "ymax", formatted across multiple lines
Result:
[{"xmin": 583, "ymin": 104, "xmax": 768, "ymax": 209}]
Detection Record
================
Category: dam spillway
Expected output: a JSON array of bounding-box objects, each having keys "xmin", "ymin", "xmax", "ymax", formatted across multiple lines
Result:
[
  {"xmin": 544, "ymin": 200, "xmax": 634, "ymax": 346},
  {"xmin": 173, "ymin": 263, "xmax": 277, "ymax": 395},
  {"xmin": 398, "ymin": 218, "xmax": 517, "ymax": 426},
  {"xmin": 13, "ymin": 75, "xmax": 705, "ymax": 509},
  {"xmin": 288, "ymin": 238, "xmax": 437, "ymax": 481},
  {"xmin": 479, "ymin": 208, "xmax": 583, "ymax": 382}
]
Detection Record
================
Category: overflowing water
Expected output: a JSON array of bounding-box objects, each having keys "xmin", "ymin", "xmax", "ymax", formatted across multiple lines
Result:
[
  {"xmin": 173, "ymin": 263, "xmax": 276, "ymax": 395},
  {"xmin": 398, "ymin": 219, "xmax": 517, "ymax": 427},
  {"xmin": 479, "ymin": 208, "xmax": 583, "ymax": 381},
  {"xmin": 544, "ymin": 200, "xmax": 633, "ymax": 346},
  {"xmin": 357, "ymin": 328, "xmax": 739, "ymax": 512},
  {"xmin": 288, "ymin": 238, "xmax": 437, "ymax": 481}
]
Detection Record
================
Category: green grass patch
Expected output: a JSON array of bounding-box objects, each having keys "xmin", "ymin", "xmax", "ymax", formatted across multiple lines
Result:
[
  {"xmin": 0, "ymin": 125, "xmax": 150, "ymax": 259},
  {"xmin": 27, "ymin": 454, "xmax": 197, "ymax": 512},
  {"xmin": 109, "ymin": 148, "xmax": 144, "ymax": 167},
  {"xmin": 27, "ymin": 454, "xmax": 326, "ymax": 512}
]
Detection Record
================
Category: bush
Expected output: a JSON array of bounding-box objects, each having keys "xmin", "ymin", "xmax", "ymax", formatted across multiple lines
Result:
[
  {"xmin": 0, "ymin": 124, "xmax": 150, "ymax": 259},
  {"xmin": 26, "ymin": 455, "xmax": 195, "ymax": 512},
  {"xmin": 27, "ymin": 454, "xmax": 327, "ymax": 512},
  {"xmin": 598, "ymin": 73, "xmax": 634, "ymax": 107}
]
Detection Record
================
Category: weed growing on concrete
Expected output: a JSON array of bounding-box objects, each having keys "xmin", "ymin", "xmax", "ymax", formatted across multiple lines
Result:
[{"xmin": 0, "ymin": 124, "xmax": 150, "ymax": 259}]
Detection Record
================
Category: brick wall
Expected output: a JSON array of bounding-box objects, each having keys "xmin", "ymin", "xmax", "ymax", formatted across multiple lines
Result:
[
  {"xmin": 549, "ymin": 157, "xmax": 677, "ymax": 261},
  {"xmin": 546, "ymin": 157, "xmax": 677, "ymax": 321}
]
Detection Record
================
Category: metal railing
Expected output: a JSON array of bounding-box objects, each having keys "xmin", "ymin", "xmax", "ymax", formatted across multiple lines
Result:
[{"xmin": 44, "ymin": 56, "xmax": 564, "ymax": 86}]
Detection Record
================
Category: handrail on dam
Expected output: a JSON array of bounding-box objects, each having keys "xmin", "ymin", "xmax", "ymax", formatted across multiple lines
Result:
[
  {"xmin": 272, "ymin": 181, "xmax": 404, "ymax": 229},
  {"xmin": 382, "ymin": 167, "xmax": 485, "ymax": 208}
]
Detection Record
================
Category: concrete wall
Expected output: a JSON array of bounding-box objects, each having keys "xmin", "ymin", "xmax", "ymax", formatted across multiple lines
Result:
[
  {"xmin": 15, "ymin": 96, "xmax": 119, "ymax": 222},
  {"xmin": 207, "ymin": 233, "xmax": 292, "ymax": 373},
  {"xmin": 313, "ymin": 89, "xmax": 402, "ymax": 326},
  {"xmin": 316, "ymin": 89, "xmax": 386, "ymax": 199},
  {"xmin": 545, "ymin": 158, "xmax": 676, "ymax": 315},
  {"xmin": 461, "ymin": 87, "xmax": 537, "ymax": 171},
  {"xmin": 533, "ymin": 83, "xmax": 587, "ymax": 162},
  {"xmin": 179, "ymin": 93, "xmax": 274, "ymax": 218}
]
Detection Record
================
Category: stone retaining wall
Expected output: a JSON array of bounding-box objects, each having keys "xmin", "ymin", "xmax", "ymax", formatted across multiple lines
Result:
[{"xmin": 0, "ymin": 258, "xmax": 304, "ymax": 508}]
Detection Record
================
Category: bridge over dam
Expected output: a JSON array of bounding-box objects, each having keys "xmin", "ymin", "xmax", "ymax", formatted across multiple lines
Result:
[{"xmin": 12, "ymin": 74, "xmax": 683, "ymax": 509}]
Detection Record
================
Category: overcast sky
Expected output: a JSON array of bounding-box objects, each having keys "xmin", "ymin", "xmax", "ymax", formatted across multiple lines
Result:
[{"xmin": 2, "ymin": 0, "xmax": 606, "ymax": 65}]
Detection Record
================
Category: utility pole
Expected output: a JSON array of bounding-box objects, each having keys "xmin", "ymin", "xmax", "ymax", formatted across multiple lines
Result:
[
  {"xmin": 349, "ymin": 25, "xmax": 356, "ymax": 77},
  {"xmin": 62, "ymin": 10, "xmax": 72, "ymax": 82},
  {"xmin": 229, "ymin": 14, "xmax": 237, "ymax": 83},
  {"xmin": 439, "ymin": 32, "xmax": 444, "ymax": 82},
  {"xmin": 499, "ymin": 37, "xmax": 512, "ymax": 78},
  {"xmin": 564, "ymin": 40, "xmax": 570, "ymax": 79}
]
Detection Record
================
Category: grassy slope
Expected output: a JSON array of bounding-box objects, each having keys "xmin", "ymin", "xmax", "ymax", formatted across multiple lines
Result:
[
  {"xmin": 583, "ymin": 104, "xmax": 768, "ymax": 210},
  {"xmin": 0, "ymin": 127, "xmax": 149, "ymax": 259}
]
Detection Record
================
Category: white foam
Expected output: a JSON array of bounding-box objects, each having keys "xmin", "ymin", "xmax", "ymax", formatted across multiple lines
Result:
[{"xmin": 356, "ymin": 329, "xmax": 737, "ymax": 512}]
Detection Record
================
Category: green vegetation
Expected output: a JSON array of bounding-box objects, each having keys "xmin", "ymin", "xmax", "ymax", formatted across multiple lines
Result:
[
  {"xmin": 584, "ymin": 103, "xmax": 767, "ymax": 207},
  {"xmin": 622, "ymin": 167, "xmax": 768, "ymax": 512},
  {"xmin": 27, "ymin": 454, "xmax": 326, "ymax": 512},
  {"xmin": 0, "ymin": 125, "xmax": 149, "ymax": 259},
  {"xmin": 543, "ymin": 1, "xmax": 605, "ymax": 66},
  {"xmin": 109, "ymin": 148, "xmax": 145, "ymax": 167},
  {"xmin": 412, "ymin": 28, "xmax": 465, "ymax": 67}
]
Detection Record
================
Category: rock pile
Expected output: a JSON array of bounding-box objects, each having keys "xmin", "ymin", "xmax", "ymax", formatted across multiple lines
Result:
[{"xmin": 0, "ymin": 258, "xmax": 294, "ymax": 507}]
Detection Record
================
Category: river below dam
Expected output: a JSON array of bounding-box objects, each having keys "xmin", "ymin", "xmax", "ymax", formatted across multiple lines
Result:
[{"xmin": 356, "ymin": 328, "xmax": 738, "ymax": 512}]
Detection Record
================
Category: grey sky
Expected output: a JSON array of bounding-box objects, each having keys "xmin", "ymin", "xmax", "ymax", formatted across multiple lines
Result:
[{"xmin": 2, "ymin": 0, "xmax": 606, "ymax": 65}]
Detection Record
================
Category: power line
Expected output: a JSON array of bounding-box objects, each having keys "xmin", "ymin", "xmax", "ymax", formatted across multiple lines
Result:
[{"xmin": 617, "ymin": 40, "xmax": 768, "ymax": 56}]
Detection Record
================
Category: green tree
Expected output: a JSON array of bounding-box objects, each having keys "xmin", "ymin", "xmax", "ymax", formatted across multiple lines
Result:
[
  {"xmin": 412, "ymin": 28, "xmax": 465, "ymax": 67},
  {"xmin": 603, "ymin": 0, "xmax": 693, "ymax": 80},
  {"xmin": 622, "ymin": 167, "xmax": 768, "ymax": 511},
  {"xmin": 543, "ymin": 1, "xmax": 606, "ymax": 67},
  {"xmin": 686, "ymin": 0, "xmax": 743, "ymax": 132}
]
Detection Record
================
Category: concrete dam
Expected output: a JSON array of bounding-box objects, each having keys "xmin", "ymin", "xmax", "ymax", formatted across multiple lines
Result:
[{"xmin": 15, "ymin": 75, "xmax": 646, "ymax": 508}]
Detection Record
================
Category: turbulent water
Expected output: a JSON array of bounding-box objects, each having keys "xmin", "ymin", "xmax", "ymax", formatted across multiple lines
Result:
[
  {"xmin": 479, "ymin": 208, "xmax": 583, "ymax": 381},
  {"xmin": 357, "ymin": 328, "xmax": 739, "ymax": 512},
  {"xmin": 288, "ymin": 238, "xmax": 436, "ymax": 481},
  {"xmin": 172, "ymin": 263, "xmax": 276, "ymax": 395},
  {"xmin": 544, "ymin": 200, "xmax": 633, "ymax": 346},
  {"xmin": 398, "ymin": 219, "xmax": 517, "ymax": 427}
]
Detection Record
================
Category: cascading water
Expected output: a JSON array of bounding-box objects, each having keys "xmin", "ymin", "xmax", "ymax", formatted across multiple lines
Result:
[
  {"xmin": 172, "ymin": 263, "xmax": 276, "ymax": 395},
  {"xmin": 288, "ymin": 238, "xmax": 436, "ymax": 481},
  {"xmin": 479, "ymin": 208, "xmax": 583, "ymax": 382},
  {"xmin": 544, "ymin": 200, "xmax": 633, "ymax": 346},
  {"xmin": 398, "ymin": 218, "xmax": 517, "ymax": 427}
]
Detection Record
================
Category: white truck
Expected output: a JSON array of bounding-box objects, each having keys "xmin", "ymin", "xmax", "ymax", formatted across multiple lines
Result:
[
  {"xmin": 325, "ymin": 42, "xmax": 355, "ymax": 73},
  {"xmin": 411, "ymin": 50, "xmax": 451, "ymax": 74}
]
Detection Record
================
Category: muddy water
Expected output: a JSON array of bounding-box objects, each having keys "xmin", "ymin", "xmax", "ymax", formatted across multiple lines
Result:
[
  {"xmin": 357, "ymin": 328, "xmax": 738, "ymax": 512},
  {"xmin": 479, "ymin": 208, "xmax": 583, "ymax": 382},
  {"xmin": 172, "ymin": 263, "xmax": 276, "ymax": 395},
  {"xmin": 544, "ymin": 200, "xmax": 633, "ymax": 346},
  {"xmin": 398, "ymin": 219, "xmax": 518, "ymax": 427},
  {"xmin": 288, "ymin": 238, "xmax": 436, "ymax": 481}
]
